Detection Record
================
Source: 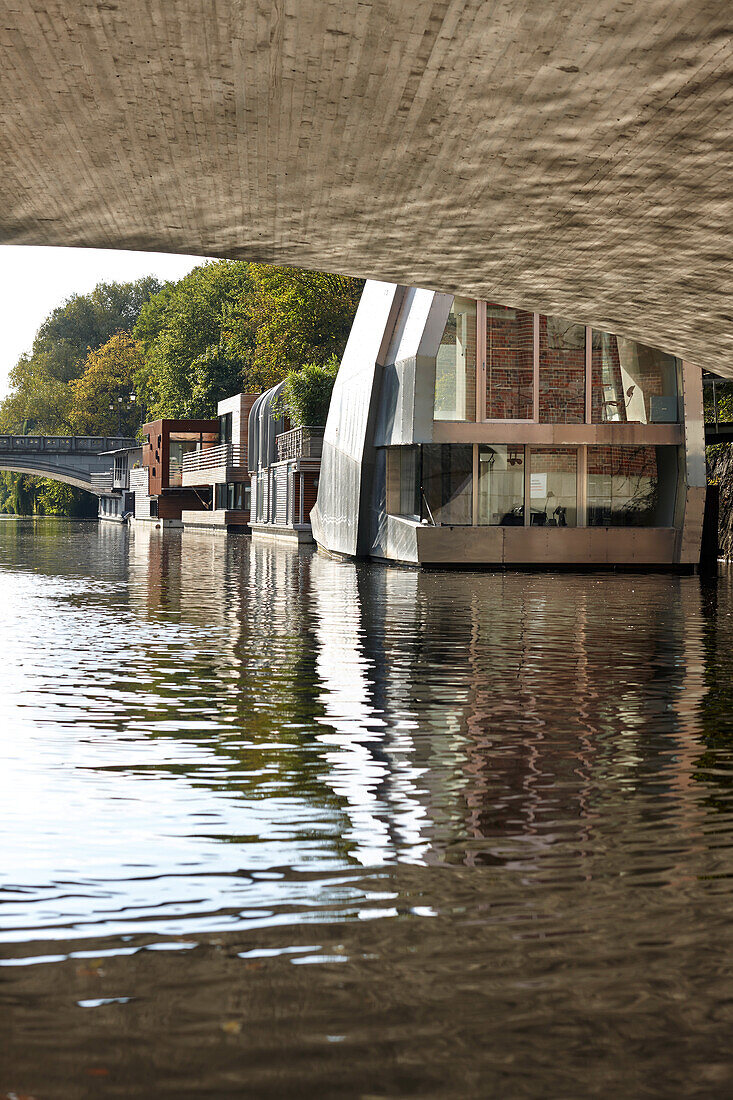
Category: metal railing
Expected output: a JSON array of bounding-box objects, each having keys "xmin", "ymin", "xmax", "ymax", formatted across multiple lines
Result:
[
  {"xmin": 275, "ymin": 426, "xmax": 324, "ymax": 462},
  {"xmin": 0, "ymin": 435, "xmax": 136, "ymax": 454},
  {"xmin": 181, "ymin": 444, "xmax": 247, "ymax": 473}
]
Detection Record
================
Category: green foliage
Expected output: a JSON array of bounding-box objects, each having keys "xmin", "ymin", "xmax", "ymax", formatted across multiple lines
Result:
[
  {"xmin": 0, "ymin": 473, "xmax": 15, "ymax": 514},
  {"xmin": 136, "ymin": 260, "xmax": 362, "ymax": 418},
  {"xmin": 35, "ymin": 480, "xmax": 96, "ymax": 517},
  {"xmin": 70, "ymin": 333, "xmax": 143, "ymax": 436},
  {"xmin": 134, "ymin": 261, "xmax": 253, "ymax": 418},
  {"xmin": 32, "ymin": 276, "xmax": 162, "ymax": 383},
  {"xmin": 236, "ymin": 266, "xmax": 362, "ymax": 389},
  {"xmin": 0, "ymin": 277, "xmax": 161, "ymax": 436},
  {"xmin": 277, "ymin": 356, "xmax": 340, "ymax": 427},
  {"xmin": 0, "ymin": 353, "xmax": 74, "ymax": 434},
  {"xmin": 11, "ymin": 475, "xmax": 35, "ymax": 515},
  {"xmin": 0, "ymin": 472, "xmax": 94, "ymax": 517}
]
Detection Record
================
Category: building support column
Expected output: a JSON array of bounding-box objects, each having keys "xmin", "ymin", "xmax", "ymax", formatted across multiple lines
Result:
[{"xmin": 678, "ymin": 363, "xmax": 707, "ymax": 566}]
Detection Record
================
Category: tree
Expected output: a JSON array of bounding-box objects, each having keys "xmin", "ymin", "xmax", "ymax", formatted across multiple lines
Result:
[
  {"xmin": 0, "ymin": 353, "xmax": 74, "ymax": 434},
  {"xmin": 70, "ymin": 333, "xmax": 144, "ymax": 437},
  {"xmin": 35, "ymin": 481, "xmax": 96, "ymax": 518},
  {"xmin": 32, "ymin": 276, "xmax": 163, "ymax": 382},
  {"xmin": 277, "ymin": 356, "xmax": 340, "ymax": 427},
  {"xmin": 235, "ymin": 265, "xmax": 362, "ymax": 390},
  {"xmin": 135, "ymin": 261, "xmax": 253, "ymax": 418},
  {"xmin": 11, "ymin": 475, "xmax": 35, "ymax": 515},
  {"xmin": 0, "ymin": 276, "xmax": 163, "ymax": 437},
  {"xmin": 135, "ymin": 260, "xmax": 363, "ymax": 418}
]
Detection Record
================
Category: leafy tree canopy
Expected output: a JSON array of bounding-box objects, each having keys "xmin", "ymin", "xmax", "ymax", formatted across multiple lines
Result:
[
  {"xmin": 277, "ymin": 356, "xmax": 340, "ymax": 427},
  {"xmin": 0, "ymin": 353, "xmax": 73, "ymax": 434},
  {"xmin": 136, "ymin": 261, "xmax": 362, "ymax": 418},
  {"xmin": 135, "ymin": 260, "xmax": 253, "ymax": 418},
  {"xmin": 33, "ymin": 275, "xmax": 163, "ymax": 382},
  {"xmin": 70, "ymin": 333, "xmax": 144, "ymax": 437}
]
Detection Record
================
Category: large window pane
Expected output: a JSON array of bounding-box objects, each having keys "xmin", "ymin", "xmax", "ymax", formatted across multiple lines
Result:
[
  {"xmin": 529, "ymin": 448, "xmax": 577, "ymax": 527},
  {"xmin": 587, "ymin": 446, "xmax": 677, "ymax": 526},
  {"xmin": 591, "ymin": 332, "xmax": 679, "ymax": 424},
  {"xmin": 387, "ymin": 446, "xmax": 420, "ymax": 519},
  {"xmin": 478, "ymin": 445, "xmax": 525, "ymax": 525},
  {"xmin": 434, "ymin": 298, "xmax": 476, "ymax": 421},
  {"xmin": 485, "ymin": 303, "xmax": 534, "ymax": 420},
  {"xmin": 422, "ymin": 444, "xmax": 473, "ymax": 525},
  {"xmin": 539, "ymin": 316, "xmax": 586, "ymax": 423}
]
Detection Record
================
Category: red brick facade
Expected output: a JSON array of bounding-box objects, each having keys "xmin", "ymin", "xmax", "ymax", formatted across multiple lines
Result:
[{"xmin": 485, "ymin": 304, "xmax": 533, "ymax": 420}]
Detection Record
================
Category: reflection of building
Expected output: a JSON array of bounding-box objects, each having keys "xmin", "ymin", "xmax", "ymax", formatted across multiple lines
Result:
[
  {"xmin": 248, "ymin": 382, "xmax": 323, "ymax": 543},
  {"xmin": 312, "ymin": 282, "xmax": 707, "ymax": 568}
]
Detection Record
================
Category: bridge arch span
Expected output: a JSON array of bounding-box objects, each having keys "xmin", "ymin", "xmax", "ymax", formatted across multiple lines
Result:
[
  {"xmin": 0, "ymin": 436, "xmax": 138, "ymax": 496},
  {"xmin": 0, "ymin": 458, "xmax": 98, "ymax": 493}
]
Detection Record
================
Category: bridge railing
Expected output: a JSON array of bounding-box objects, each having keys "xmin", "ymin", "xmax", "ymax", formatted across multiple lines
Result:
[{"xmin": 0, "ymin": 435, "xmax": 136, "ymax": 454}]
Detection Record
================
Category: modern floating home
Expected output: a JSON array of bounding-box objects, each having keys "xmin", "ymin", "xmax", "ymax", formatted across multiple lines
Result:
[
  {"xmin": 117, "ymin": 389, "xmax": 323, "ymax": 539},
  {"xmin": 248, "ymin": 381, "xmax": 323, "ymax": 543},
  {"xmin": 179, "ymin": 393, "xmax": 258, "ymax": 530},
  {"xmin": 311, "ymin": 281, "xmax": 707, "ymax": 568}
]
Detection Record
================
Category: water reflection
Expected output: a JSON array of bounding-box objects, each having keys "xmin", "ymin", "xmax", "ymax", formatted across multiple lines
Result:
[{"xmin": 0, "ymin": 519, "xmax": 732, "ymax": 1097}]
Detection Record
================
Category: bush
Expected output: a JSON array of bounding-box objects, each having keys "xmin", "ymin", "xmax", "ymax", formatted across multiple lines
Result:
[{"xmin": 277, "ymin": 356, "xmax": 340, "ymax": 427}]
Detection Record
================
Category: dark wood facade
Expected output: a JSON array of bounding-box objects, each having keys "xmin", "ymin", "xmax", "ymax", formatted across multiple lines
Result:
[{"xmin": 142, "ymin": 419, "xmax": 218, "ymax": 496}]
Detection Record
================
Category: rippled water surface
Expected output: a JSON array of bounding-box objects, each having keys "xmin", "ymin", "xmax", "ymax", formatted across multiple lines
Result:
[{"xmin": 1, "ymin": 518, "xmax": 733, "ymax": 1097}]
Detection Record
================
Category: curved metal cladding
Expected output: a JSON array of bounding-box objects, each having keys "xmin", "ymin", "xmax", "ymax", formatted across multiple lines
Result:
[
  {"xmin": 369, "ymin": 289, "xmax": 455, "ymax": 563},
  {"xmin": 311, "ymin": 282, "xmax": 403, "ymax": 557},
  {"xmin": 247, "ymin": 382, "xmax": 286, "ymax": 473}
]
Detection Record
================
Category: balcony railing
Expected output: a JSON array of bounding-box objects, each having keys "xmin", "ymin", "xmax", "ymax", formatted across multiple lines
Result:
[
  {"xmin": 275, "ymin": 426, "xmax": 324, "ymax": 462},
  {"xmin": 181, "ymin": 444, "xmax": 247, "ymax": 474}
]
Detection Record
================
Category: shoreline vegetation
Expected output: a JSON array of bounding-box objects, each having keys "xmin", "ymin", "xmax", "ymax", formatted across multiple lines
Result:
[{"xmin": 0, "ymin": 260, "xmax": 363, "ymax": 517}]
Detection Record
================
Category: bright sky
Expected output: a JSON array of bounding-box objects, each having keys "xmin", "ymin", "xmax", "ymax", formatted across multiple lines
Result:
[{"xmin": 0, "ymin": 246, "xmax": 207, "ymax": 400}]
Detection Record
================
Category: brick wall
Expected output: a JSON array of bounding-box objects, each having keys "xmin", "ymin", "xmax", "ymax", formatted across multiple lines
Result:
[
  {"xmin": 486, "ymin": 304, "xmax": 534, "ymax": 420},
  {"xmin": 539, "ymin": 316, "xmax": 585, "ymax": 423}
]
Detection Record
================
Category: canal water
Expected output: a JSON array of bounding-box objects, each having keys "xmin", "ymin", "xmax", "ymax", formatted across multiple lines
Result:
[{"xmin": 1, "ymin": 518, "xmax": 732, "ymax": 1098}]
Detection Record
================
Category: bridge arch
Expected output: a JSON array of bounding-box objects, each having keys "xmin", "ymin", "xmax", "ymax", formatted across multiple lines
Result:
[
  {"xmin": 0, "ymin": 459, "xmax": 98, "ymax": 494},
  {"xmin": 0, "ymin": 436, "xmax": 138, "ymax": 496}
]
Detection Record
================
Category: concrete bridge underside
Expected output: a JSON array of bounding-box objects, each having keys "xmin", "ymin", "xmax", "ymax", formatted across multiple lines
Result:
[{"xmin": 0, "ymin": 2, "xmax": 730, "ymax": 374}]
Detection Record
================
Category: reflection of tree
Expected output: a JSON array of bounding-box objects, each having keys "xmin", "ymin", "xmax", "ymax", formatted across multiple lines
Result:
[
  {"xmin": 111, "ymin": 530, "xmax": 355, "ymax": 852},
  {"xmin": 693, "ymin": 574, "xmax": 733, "ymax": 812}
]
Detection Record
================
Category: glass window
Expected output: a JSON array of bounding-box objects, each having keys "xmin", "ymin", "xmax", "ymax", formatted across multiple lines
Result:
[
  {"xmin": 478, "ymin": 445, "xmax": 525, "ymax": 525},
  {"xmin": 388, "ymin": 446, "xmax": 420, "ymax": 518},
  {"xmin": 422, "ymin": 444, "xmax": 473, "ymax": 525},
  {"xmin": 529, "ymin": 448, "xmax": 577, "ymax": 527},
  {"xmin": 539, "ymin": 316, "xmax": 585, "ymax": 423},
  {"xmin": 485, "ymin": 303, "xmax": 534, "ymax": 420},
  {"xmin": 587, "ymin": 446, "xmax": 677, "ymax": 526},
  {"xmin": 434, "ymin": 298, "xmax": 476, "ymax": 421},
  {"xmin": 591, "ymin": 332, "xmax": 679, "ymax": 424},
  {"xmin": 219, "ymin": 412, "xmax": 232, "ymax": 444}
]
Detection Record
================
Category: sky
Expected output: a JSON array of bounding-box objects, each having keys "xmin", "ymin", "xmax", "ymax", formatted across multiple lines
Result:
[{"xmin": 0, "ymin": 246, "xmax": 207, "ymax": 400}]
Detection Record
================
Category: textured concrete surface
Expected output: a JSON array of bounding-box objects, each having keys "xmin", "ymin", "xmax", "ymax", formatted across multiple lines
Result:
[{"xmin": 0, "ymin": 2, "xmax": 730, "ymax": 371}]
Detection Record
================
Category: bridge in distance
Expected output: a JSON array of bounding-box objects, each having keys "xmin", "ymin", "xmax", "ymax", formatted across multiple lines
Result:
[{"xmin": 0, "ymin": 436, "xmax": 137, "ymax": 494}]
